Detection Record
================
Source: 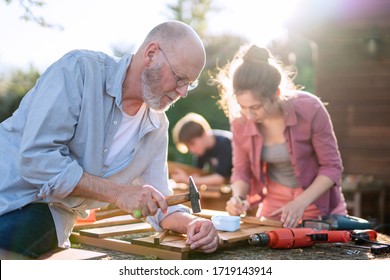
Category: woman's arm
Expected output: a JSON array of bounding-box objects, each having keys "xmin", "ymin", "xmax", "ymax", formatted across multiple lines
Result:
[{"xmin": 225, "ymin": 179, "xmax": 251, "ymax": 216}]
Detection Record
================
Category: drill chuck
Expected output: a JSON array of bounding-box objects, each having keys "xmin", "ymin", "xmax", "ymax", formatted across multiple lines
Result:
[{"xmin": 248, "ymin": 233, "xmax": 269, "ymax": 246}]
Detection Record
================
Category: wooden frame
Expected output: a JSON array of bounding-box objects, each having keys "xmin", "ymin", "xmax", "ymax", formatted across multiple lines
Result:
[{"xmin": 71, "ymin": 210, "xmax": 282, "ymax": 260}]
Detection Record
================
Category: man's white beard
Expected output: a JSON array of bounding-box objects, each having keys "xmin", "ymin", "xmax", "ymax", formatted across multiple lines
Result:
[{"xmin": 141, "ymin": 63, "xmax": 179, "ymax": 112}]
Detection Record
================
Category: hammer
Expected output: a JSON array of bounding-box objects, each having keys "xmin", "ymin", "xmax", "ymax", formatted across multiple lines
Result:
[{"xmin": 95, "ymin": 176, "xmax": 201, "ymax": 220}]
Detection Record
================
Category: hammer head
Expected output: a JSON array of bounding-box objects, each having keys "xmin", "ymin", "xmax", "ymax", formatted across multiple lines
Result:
[{"xmin": 188, "ymin": 176, "xmax": 201, "ymax": 213}]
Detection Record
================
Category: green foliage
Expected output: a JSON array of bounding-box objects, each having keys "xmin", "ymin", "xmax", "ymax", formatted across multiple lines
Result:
[
  {"xmin": 165, "ymin": 0, "xmax": 249, "ymax": 164},
  {"xmin": 166, "ymin": 0, "xmax": 216, "ymax": 37},
  {"xmin": 0, "ymin": 66, "xmax": 40, "ymax": 121},
  {"xmin": 166, "ymin": 34, "xmax": 246, "ymax": 164},
  {"xmin": 268, "ymin": 33, "xmax": 315, "ymax": 94},
  {"xmin": 4, "ymin": 0, "xmax": 62, "ymax": 29}
]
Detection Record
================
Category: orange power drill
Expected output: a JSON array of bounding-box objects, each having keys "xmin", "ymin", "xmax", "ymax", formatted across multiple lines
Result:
[{"xmin": 248, "ymin": 228, "xmax": 373, "ymax": 249}]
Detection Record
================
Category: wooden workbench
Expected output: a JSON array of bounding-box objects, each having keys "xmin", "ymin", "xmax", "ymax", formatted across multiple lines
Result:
[{"xmin": 71, "ymin": 210, "xmax": 390, "ymax": 260}]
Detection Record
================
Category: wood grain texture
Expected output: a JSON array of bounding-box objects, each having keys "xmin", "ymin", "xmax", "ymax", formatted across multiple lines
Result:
[
  {"xmin": 168, "ymin": 161, "xmax": 209, "ymax": 176},
  {"xmin": 38, "ymin": 248, "xmax": 107, "ymax": 260},
  {"xmin": 154, "ymin": 230, "xmax": 170, "ymax": 245},
  {"xmin": 132, "ymin": 233, "xmax": 190, "ymax": 252},
  {"xmin": 74, "ymin": 215, "xmax": 142, "ymax": 230},
  {"xmin": 71, "ymin": 209, "xmax": 282, "ymax": 259},
  {"xmin": 79, "ymin": 222, "xmax": 154, "ymax": 238},
  {"xmin": 241, "ymin": 216, "xmax": 283, "ymax": 227},
  {"xmin": 70, "ymin": 233, "xmax": 187, "ymax": 260}
]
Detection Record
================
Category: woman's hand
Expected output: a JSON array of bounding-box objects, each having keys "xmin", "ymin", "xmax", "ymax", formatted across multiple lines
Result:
[
  {"xmin": 270, "ymin": 199, "xmax": 306, "ymax": 228},
  {"xmin": 225, "ymin": 196, "xmax": 250, "ymax": 216}
]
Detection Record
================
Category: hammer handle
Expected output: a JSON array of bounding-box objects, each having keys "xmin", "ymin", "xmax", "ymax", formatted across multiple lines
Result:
[
  {"xmin": 95, "ymin": 193, "xmax": 190, "ymax": 220},
  {"xmin": 165, "ymin": 193, "xmax": 190, "ymax": 206}
]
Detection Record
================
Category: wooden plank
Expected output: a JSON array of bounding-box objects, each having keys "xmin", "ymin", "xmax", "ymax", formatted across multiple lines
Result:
[
  {"xmin": 194, "ymin": 210, "xmax": 283, "ymax": 227},
  {"xmin": 193, "ymin": 209, "xmax": 229, "ymax": 219},
  {"xmin": 168, "ymin": 161, "xmax": 209, "ymax": 176},
  {"xmin": 132, "ymin": 224, "xmax": 280, "ymax": 248},
  {"xmin": 74, "ymin": 215, "xmax": 142, "ymax": 230},
  {"xmin": 38, "ymin": 248, "xmax": 107, "ymax": 260},
  {"xmin": 218, "ymin": 225, "xmax": 280, "ymax": 244},
  {"xmin": 241, "ymin": 216, "xmax": 283, "ymax": 227},
  {"xmin": 79, "ymin": 222, "xmax": 154, "ymax": 238},
  {"xmin": 70, "ymin": 233, "xmax": 187, "ymax": 260},
  {"xmin": 132, "ymin": 233, "xmax": 190, "ymax": 252},
  {"xmin": 154, "ymin": 230, "xmax": 170, "ymax": 245},
  {"xmin": 95, "ymin": 208, "xmax": 131, "ymax": 220}
]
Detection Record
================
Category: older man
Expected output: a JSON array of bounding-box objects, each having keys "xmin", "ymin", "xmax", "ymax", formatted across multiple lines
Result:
[{"xmin": 0, "ymin": 20, "xmax": 219, "ymax": 258}]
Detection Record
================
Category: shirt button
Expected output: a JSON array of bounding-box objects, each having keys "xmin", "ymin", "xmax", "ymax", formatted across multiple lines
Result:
[
  {"xmin": 103, "ymin": 148, "xmax": 108, "ymax": 153},
  {"xmin": 113, "ymin": 121, "xmax": 118, "ymax": 125}
]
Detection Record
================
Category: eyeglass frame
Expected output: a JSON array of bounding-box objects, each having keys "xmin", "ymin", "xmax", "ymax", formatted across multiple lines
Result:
[{"xmin": 158, "ymin": 47, "xmax": 199, "ymax": 91}]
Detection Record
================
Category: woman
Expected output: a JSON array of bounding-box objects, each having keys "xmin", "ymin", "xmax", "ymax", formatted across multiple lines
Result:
[{"xmin": 215, "ymin": 44, "xmax": 347, "ymax": 228}]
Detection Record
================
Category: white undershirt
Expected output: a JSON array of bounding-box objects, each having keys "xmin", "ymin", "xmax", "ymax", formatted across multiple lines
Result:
[{"xmin": 104, "ymin": 103, "xmax": 146, "ymax": 169}]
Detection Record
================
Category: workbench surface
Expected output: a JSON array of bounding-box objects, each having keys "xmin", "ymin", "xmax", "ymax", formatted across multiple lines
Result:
[{"xmin": 76, "ymin": 232, "xmax": 390, "ymax": 260}]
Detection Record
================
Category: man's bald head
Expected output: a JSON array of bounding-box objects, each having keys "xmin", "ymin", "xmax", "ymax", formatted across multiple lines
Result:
[{"xmin": 139, "ymin": 21, "xmax": 206, "ymax": 80}]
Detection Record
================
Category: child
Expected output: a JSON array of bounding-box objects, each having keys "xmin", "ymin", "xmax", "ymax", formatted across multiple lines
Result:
[{"xmin": 171, "ymin": 113, "xmax": 232, "ymax": 186}]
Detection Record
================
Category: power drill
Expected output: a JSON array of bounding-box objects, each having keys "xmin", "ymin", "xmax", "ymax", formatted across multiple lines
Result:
[{"xmin": 248, "ymin": 228, "xmax": 376, "ymax": 249}]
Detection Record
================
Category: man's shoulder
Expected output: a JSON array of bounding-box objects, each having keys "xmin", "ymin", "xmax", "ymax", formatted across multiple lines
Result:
[
  {"xmin": 60, "ymin": 49, "xmax": 115, "ymax": 63},
  {"xmin": 50, "ymin": 50, "xmax": 121, "ymax": 72}
]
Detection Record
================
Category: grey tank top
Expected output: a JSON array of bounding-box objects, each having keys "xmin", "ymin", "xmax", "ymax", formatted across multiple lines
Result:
[{"xmin": 261, "ymin": 142, "xmax": 300, "ymax": 188}]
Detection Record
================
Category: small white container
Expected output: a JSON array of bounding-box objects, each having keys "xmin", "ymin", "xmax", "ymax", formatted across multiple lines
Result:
[{"xmin": 211, "ymin": 215, "xmax": 240, "ymax": 232}]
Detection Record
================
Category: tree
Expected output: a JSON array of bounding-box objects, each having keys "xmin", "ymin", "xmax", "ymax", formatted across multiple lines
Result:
[
  {"xmin": 268, "ymin": 32, "xmax": 315, "ymax": 93},
  {"xmin": 166, "ymin": 0, "xmax": 216, "ymax": 38},
  {"xmin": 164, "ymin": 0, "xmax": 247, "ymax": 163},
  {"xmin": 3, "ymin": 0, "xmax": 62, "ymax": 29},
  {"xmin": 0, "ymin": 66, "xmax": 40, "ymax": 121}
]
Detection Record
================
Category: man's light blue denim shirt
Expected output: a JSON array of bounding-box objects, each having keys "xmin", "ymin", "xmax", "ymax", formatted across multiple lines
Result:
[{"xmin": 0, "ymin": 50, "xmax": 189, "ymax": 247}]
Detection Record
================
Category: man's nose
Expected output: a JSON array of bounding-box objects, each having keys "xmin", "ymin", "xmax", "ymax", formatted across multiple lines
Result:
[{"xmin": 176, "ymin": 85, "xmax": 189, "ymax": 98}]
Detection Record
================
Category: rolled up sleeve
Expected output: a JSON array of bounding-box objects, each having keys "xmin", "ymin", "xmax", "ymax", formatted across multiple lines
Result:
[
  {"xmin": 138, "ymin": 123, "xmax": 192, "ymax": 231},
  {"xmin": 311, "ymin": 101, "xmax": 343, "ymax": 185}
]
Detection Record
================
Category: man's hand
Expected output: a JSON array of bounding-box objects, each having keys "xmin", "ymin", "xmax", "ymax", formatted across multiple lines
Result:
[
  {"xmin": 71, "ymin": 173, "xmax": 168, "ymax": 219},
  {"xmin": 186, "ymin": 217, "xmax": 219, "ymax": 253},
  {"xmin": 160, "ymin": 213, "xmax": 219, "ymax": 253},
  {"xmin": 114, "ymin": 185, "xmax": 168, "ymax": 218}
]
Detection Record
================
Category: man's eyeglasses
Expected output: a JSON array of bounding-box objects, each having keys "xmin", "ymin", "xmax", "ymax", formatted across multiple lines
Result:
[{"xmin": 159, "ymin": 47, "xmax": 198, "ymax": 91}]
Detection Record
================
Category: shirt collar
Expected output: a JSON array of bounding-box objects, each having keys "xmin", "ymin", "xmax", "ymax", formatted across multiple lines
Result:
[
  {"xmin": 106, "ymin": 53, "xmax": 133, "ymax": 105},
  {"xmin": 282, "ymin": 98, "xmax": 298, "ymax": 127},
  {"xmin": 105, "ymin": 53, "xmax": 162, "ymax": 129}
]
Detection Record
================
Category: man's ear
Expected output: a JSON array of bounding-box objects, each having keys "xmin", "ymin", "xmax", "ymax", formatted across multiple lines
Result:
[{"xmin": 143, "ymin": 42, "xmax": 159, "ymax": 66}]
